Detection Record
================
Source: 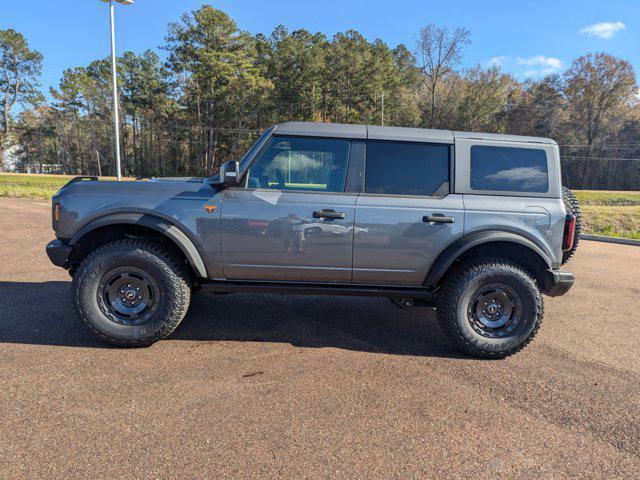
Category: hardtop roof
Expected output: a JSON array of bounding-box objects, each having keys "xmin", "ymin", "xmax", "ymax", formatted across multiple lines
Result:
[{"xmin": 273, "ymin": 122, "xmax": 557, "ymax": 145}]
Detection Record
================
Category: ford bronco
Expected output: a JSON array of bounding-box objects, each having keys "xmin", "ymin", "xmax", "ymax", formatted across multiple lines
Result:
[{"xmin": 46, "ymin": 122, "xmax": 580, "ymax": 358}]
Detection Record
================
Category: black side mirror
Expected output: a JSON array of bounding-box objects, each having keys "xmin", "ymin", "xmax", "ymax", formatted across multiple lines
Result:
[{"xmin": 216, "ymin": 160, "xmax": 240, "ymax": 187}]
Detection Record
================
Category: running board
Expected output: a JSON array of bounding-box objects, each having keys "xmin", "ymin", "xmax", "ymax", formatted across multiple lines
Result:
[{"xmin": 201, "ymin": 280, "xmax": 435, "ymax": 301}]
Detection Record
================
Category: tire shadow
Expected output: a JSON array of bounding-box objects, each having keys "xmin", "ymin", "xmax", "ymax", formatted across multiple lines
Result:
[{"xmin": 0, "ymin": 281, "xmax": 464, "ymax": 358}]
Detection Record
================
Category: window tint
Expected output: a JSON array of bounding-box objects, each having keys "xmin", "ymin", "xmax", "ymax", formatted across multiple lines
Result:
[
  {"xmin": 365, "ymin": 141, "xmax": 449, "ymax": 196},
  {"xmin": 470, "ymin": 146, "xmax": 548, "ymax": 193},
  {"xmin": 248, "ymin": 136, "xmax": 350, "ymax": 193}
]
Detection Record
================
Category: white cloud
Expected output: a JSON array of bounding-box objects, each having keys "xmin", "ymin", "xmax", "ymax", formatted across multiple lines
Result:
[
  {"xmin": 516, "ymin": 56, "xmax": 563, "ymax": 77},
  {"xmin": 580, "ymin": 21, "xmax": 626, "ymax": 39},
  {"xmin": 486, "ymin": 167, "xmax": 548, "ymax": 190},
  {"xmin": 517, "ymin": 55, "xmax": 563, "ymax": 69},
  {"xmin": 486, "ymin": 56, "xmax": 507, "ymax": 67}
]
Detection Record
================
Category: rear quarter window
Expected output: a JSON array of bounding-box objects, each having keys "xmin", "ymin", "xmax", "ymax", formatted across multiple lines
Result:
[{"xmin": 470, "ymin": 145, "xmax": 548, "ymax": 193}]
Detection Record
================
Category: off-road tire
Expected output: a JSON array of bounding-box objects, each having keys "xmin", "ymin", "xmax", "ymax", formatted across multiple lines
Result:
[
  {"xmin": 436, "ymin": 258, "xmax": 543, "ymax": 359},
  {"xmin": 72, "ymin": 239, "xmax": 191, "ymax": 347},
  {"xmin": 561, "ymin": 186, "xmax": 581, "ymax": 265}
]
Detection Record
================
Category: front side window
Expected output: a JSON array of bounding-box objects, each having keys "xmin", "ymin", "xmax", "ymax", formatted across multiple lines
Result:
[
  {"xmin": 470, "ymin": 145, "xmax": 549, "ymax": 193},
  {"xmin": 365, "ymin": 141, "xmax": 450, "ymax": 196},
  {"xmin": 247, "ymin": 136, "xmax": 350, "ymax": 193}
]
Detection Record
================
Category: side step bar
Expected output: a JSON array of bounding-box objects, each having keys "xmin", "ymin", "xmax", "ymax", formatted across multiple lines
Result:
[{"xmin": 201, "ymin": 280, "xmax": 435, "ymax": 301}]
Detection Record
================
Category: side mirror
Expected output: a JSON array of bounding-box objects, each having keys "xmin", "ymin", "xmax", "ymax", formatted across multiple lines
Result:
[{"xmin": 216, "ymin": 160, "xmax": 240, "ymax": 187}]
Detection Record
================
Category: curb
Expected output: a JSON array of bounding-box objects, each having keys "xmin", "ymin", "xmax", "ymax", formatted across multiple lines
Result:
[{"xmin": 582, "ymin": 235, "xmax": 640, "ymax": 246}]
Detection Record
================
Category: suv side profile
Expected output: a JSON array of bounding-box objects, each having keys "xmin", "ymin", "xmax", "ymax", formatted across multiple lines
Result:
[{"xmin": 46, "ymin": 122, "xmax": 579, "ymax": 358}]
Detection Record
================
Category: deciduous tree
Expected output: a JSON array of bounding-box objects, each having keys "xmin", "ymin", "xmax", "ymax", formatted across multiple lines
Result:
[
  {"xmin": 415, "ymin": 24, "xmax": 470, "ymax": 128},
  {"xmin": 564, "ymin": 52, "xmax": 637, "ymax": 155}
]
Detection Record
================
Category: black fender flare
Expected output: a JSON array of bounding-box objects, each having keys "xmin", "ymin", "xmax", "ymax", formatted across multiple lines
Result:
[
  {"xmin": 424, "ymin": 230, "xmax": 553, "ymax": 287},
  {"xmin": 69, "ymin": 213, "xmax": 208, "ymax": 278}
]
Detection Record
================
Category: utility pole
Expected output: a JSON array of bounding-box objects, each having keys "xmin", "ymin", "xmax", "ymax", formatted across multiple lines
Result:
[
  {"xmin": 101, "ymin": 0, "xmax": 134, "ymax": 180},
  {"xmin": 109, "ymin": 1, "xmax": 122, "ymax": 180}
]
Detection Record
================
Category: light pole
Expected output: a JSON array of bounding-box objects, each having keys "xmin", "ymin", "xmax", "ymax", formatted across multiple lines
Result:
[{"xmin": 100, "ymin": 0, "xmax": 133, "ymax": 180}]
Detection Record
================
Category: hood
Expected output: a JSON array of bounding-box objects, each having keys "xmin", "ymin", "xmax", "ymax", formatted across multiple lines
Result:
[
  {"xmin": 52, "ymin": 176, "xmax": 221, "ymax": 240},
  {"xmin": 54, "ymin": 177, "xmax": 213, "ymax": 203}
]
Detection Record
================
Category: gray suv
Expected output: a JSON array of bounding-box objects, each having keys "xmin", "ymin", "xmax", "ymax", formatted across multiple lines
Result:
[{"xmin": 46, "ymin": 122, "xmax": 580, "ymax": 358}]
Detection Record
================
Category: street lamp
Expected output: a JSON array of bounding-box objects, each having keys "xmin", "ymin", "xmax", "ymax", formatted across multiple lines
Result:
[{"xmin": 100, "ymin": 0, "xmax": 134, "ymax": 180}]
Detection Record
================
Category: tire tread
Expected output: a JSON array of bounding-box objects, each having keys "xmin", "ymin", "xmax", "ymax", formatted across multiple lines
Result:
[
  {"xmin": 436, "ymin": 257, "xmax": 544, "ymax": 359},
  {"xmin": 72, "ymin": 238, "xmax": 191, "ymax": 347},
  {"xmin": 562, "ymin": 186, "xmax": 582, "ymax": 265}
]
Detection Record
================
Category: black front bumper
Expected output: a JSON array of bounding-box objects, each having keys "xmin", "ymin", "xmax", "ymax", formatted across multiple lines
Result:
[
  {"xmin": 46, "ymin": 239, "xmax": 73, "ymax": 268},
  {"xmin": 545, "ymin": 269, "xmax": 575, "ymax": 297}
]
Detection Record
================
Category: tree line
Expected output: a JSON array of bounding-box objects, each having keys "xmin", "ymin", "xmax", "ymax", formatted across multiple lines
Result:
[{"xmin": 1, "ymin": 4, "xmax": 639, "ymax": 188}]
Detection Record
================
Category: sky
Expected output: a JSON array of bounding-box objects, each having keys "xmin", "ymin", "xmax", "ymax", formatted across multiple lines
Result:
[{"xmin": 1, "ymin": 0, "xmax": 638, "ymax": 95}]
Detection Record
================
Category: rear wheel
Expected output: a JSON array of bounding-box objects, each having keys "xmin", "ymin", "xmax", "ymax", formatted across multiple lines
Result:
[
  {"xmin": 72, "ymin": 239, "xmax": 191, "ymax": 346},
  {"xmin": 562, "ymin": 186, "xmax": 581, "ymax": 264},
  {"xmin": 436, "ymin": 258, "xmax": 543, "ymax": 359}
]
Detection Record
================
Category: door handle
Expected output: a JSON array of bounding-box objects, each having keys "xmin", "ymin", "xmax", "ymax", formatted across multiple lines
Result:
[
  {"xmin": 313, "ymin": 209, "xmax": 346, "ymax": 220},
  {"xmin": 423, "ymin": 214, "xmax": 455, "ymax": 224}
]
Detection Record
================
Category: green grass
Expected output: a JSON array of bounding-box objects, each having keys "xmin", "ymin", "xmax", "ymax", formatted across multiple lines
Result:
[
  {"xmin": 573, "ymin": 191, "xmax": 640, "ymax": 239},
  {"xmin": 0, "ymin": 173, "xmax": 76, "ymax": 186},
  {"xmin": 1, "ymin": 173, "xmax": 639, "ymax": 239},
  {"xmin": 0, "ymin": 173, "xmax": 125, "ymax": 199},
  {"xmin": 0, "ymin": 173, "xmax": 69, "ymax": 199},
  {"xmin": 580, "ymin": 205, "xmax": 640, "ymax": 239},
  {"xmin": 574, "ymin": 190, "xmax": 640, "ymax": 207}
]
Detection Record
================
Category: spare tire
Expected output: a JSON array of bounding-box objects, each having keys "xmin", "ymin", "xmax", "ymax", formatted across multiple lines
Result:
[{"xmin": 561, "ymin": 186, "xmax": 581, "ymax": 265}]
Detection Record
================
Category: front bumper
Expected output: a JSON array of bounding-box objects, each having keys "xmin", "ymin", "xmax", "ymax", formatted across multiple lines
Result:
[
  {"xmin": 46, "ymin": 239, "xmax": 73, "ymax": 268},
  {"xmin": 545, "ymin": 269, "xmax": 575, "ymax": 297}
]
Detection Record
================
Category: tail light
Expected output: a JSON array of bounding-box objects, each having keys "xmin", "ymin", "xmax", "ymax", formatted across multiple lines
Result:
[{"xmin": 562, "ymin": 213, "xmax": 576, "ymax": 251}]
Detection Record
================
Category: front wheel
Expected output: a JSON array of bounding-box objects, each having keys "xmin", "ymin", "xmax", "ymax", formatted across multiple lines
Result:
[
  {"xmin": 72, "ymin": 239, "xmax": 191, "ymax": 347},
  {"xmin": 436, "ymin": 258, "xmax": 543, "ymax": 359}
]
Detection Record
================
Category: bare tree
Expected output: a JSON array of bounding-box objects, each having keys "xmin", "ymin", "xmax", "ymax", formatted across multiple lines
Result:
[{"xmin": 416, "ymin": 24, "xmax": 470, "ymax": 128}]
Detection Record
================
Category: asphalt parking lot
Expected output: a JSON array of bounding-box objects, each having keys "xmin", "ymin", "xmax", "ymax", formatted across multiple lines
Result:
[{"xmin": 1, "ymin": 196, "xmax": 639, "ymax": 479}]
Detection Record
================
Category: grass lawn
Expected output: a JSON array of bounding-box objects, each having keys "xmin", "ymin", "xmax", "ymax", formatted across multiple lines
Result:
[
  {"xmin": 1, "ymin": 172, "xmax": 639, "ymax": 239},
  {"xmin": 0, "ymin": 173, "xmax": 124, "ymax": 199},
  {"xmin": 574, "ymin": 191, "xmax": 640, "ymax": 240}
]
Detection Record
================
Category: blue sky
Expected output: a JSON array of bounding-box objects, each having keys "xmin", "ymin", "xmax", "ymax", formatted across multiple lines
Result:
[{"xmin": 1, "ymin": 0, "xmax": 638, "ymax": 93}]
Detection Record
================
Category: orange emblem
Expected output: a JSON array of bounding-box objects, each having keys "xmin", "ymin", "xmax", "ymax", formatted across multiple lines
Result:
[{"xmin": 203, "ymin": 204, "xmax": 217, "ymax": 214}]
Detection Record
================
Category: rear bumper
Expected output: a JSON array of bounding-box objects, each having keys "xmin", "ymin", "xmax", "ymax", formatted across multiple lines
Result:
[
  {"xmin": 46, "ymin": 239, "xmax": 73, "ymax": 268},
  {"xmin": 545, "ymin": 269, "xmax": 574, "ymax": 297}
]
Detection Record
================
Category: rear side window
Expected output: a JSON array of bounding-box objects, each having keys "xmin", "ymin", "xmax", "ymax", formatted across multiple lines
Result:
[
  {"xmin": 365, "ymin": 142, "xmax": 449, "ymax": 196},
  {"xmin": 470, "ymin": 145, "xmax": 548, "ymax": 193}
]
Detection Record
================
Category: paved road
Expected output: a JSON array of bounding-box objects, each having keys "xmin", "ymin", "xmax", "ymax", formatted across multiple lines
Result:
[{"xmin": 1, "ymin": 196, "xmax": 639, "ymax": 479}]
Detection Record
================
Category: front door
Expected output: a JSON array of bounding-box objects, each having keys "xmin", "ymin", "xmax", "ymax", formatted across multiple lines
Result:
[{"xmin": 221, "ymin": 136, "xmax": 356, "ymax": 283}]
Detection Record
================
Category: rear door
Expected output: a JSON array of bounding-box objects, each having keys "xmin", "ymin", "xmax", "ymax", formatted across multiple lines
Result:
[
  {"xmin": 220, "ymin": 136, "xmax": 357, "ymax": 282},
  {"xmin": 353, "ymin": 141, "xmax": 464, "ymax": 285}
]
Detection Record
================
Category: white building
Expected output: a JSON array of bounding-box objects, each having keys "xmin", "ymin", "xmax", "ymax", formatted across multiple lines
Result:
[{"xmin": 1, "ymin": 144, "xmax": 20, "ymax": 172}]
